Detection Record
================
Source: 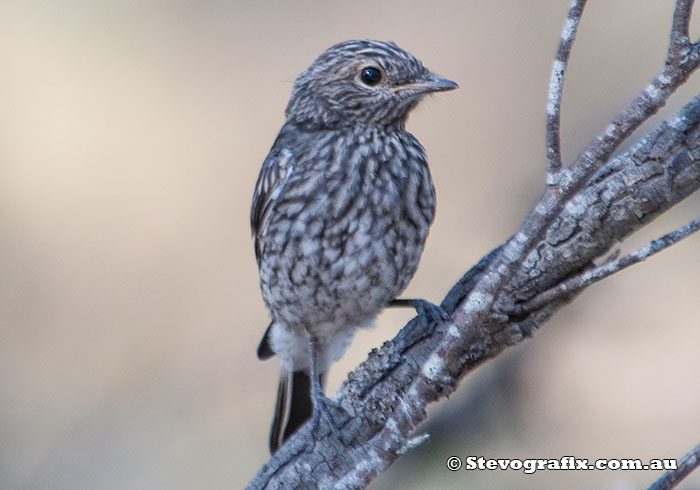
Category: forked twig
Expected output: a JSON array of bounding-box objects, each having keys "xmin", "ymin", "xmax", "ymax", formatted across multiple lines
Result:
[
  {"xmin": 513, "ymin": 217, "xmax": 700, "ymax": 315},
  {"xmin": 563, "ymin": 0, "xmax": 698, "ymax": 195},
  {"xmin": 468, "ymin": 0, "xmax": 700, "ymax": 323}
]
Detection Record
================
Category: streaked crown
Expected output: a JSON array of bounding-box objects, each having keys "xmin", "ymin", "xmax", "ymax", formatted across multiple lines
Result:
[{"xmin": 285, "ymin": 40, "xmax": 457, "ymax": 129}]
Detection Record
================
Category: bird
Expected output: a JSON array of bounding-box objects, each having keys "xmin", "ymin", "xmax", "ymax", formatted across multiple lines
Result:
[{"xmin": 251, "ymin": 39, "xmax": 457, "ymax": 454}]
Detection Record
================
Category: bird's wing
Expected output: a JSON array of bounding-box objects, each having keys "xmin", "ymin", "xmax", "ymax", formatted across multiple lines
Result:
[{"xmin": 251, "ymin": 146, "xmax": 296, "ymax": 265}]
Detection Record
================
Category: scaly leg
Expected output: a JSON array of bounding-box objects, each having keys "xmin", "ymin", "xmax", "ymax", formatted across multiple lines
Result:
[{"xmin": 307, "ymin": 333, "xmax": 344, "ymax": 442}]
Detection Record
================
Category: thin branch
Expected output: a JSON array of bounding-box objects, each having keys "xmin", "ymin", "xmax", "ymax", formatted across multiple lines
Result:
[
  {"xmin": 564, "ymin": 0, "xmax": 698, "ymax": 196},
  {"xmin": 464, "ymin": 0, "xmax": 700, "ymax": 333},
  {"xmin": 513, "ymin": 217, "xmax": 700, "ymax": 315},
  {"xmin": 546, "ymin": 0, "xmax": 587, "ymax": 186},
  {"xmin": 668, "ymin": 0, "xmax": 694, "ymax": 64},
  {"xmin": 648, "ymin": 442, "xmax": 700, "ymax": 490}
]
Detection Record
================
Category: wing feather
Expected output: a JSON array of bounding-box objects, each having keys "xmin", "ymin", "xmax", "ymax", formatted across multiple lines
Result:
[{"xmin": 250, "ymin": 147, "xmax": 296, "ymax": 264}]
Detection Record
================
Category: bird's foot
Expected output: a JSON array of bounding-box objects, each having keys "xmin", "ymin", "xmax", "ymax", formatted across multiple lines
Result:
[
  {"xmin": 310, "ymin": 392, "xmax": 344, "ymax": 443},
  {"xmin": 389, "ymin": 298, "xmax": 452, "ymax": 329},
  {"xmin": 412, "ymin": 298, "xmax": 452, "ymax": 325}
]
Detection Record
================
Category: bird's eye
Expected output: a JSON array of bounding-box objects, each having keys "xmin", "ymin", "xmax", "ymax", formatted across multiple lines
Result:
[{"xmin": 359, "ymin": 66, "xmax": 383, "ymax": 86}]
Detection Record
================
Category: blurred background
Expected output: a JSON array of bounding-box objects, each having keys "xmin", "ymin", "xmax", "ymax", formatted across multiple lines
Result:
[{"xmin": 1, "ymin": 0, "xmax": 699, "ymax": 488}]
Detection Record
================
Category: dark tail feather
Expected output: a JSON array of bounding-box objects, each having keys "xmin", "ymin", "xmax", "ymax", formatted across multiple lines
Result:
[
  {"xmin": 270, "ymin": 370, "xmax": 324, "ymax": 453},
  {"xmin": 257, "ymin": 323, "xmax": 275, "ymax": 360}
]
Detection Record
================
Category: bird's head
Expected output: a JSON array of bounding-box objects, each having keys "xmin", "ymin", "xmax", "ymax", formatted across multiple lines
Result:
[{"xmin": 285, "ymin": 40, "xmax": 458, "ymax": 129}]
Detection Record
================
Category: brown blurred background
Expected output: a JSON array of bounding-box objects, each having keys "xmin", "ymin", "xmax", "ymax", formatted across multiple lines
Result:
[{"xmin": 1, "ymin": 1, "xmax": 699, "ymax": 489}]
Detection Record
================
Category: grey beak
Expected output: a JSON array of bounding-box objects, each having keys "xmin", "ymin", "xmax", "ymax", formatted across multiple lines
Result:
[
  {"xmin": 422, "ymin": 73, "xmax": 459, "ymax": 92},
  {"xmin": 390, "ymin": 73, "xmax": 459, "ymax": 94}
]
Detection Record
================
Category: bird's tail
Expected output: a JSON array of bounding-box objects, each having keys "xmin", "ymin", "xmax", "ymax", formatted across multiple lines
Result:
[{"xmin": 269, "ymin": 369, "xmax": 324, "ymax": 453}]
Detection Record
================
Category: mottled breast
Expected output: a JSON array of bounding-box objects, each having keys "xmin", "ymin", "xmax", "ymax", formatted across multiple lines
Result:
[{"xmin": 252, "ymin": 123, "xmax": 435, "ymax": 333}]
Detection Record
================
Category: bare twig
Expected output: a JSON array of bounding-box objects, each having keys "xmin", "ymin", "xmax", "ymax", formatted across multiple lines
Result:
[
  {"xmin": 648, "ymin": 442, "xmax": 700, "ymax": 490},
  {"xmin": 565, "ymin": 0, "xmax": 697, "ymax": 195},
  {"xmin": 513, "ymin": 217, "xmax": 700, "ymax": 315},
  {"xmin": 668, "ymin": 0, "xmax": 694, "ymax": 64},
  {"xmin": 462, "ymin": 0, "xmax": 700, "ymax": 332},
  {"xmin": 546, "ymin": 0, "xmax": 587, "ymax": 186}
]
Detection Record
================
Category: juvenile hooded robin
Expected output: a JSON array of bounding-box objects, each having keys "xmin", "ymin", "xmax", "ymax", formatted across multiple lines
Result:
[{"xmin": 251, "ymin": 40, "xmax": 457, "ymax": 453}]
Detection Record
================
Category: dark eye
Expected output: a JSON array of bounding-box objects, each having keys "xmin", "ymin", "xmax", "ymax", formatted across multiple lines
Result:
[{"xmin": 360, "ymin": 66, "xmax": 383, "ymax": 86}]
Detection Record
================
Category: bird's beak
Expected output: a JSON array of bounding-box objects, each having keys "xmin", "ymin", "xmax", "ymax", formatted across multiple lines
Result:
[{"xmin": 390, "ymin": 73, "xmax": 459, "ymax": 94}]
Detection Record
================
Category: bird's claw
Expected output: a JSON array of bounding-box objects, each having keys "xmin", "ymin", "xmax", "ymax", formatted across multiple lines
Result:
[
  {"xmin": 411, "ymin": 298, "xmax": 452, "ymax": 326},
  {"xmin": 388, "ymin": 298, "xmax": 452, "ymax": 328},
  {"xmin": 310, "ymin": 392, "xmax": 344, "ymax": 443}
]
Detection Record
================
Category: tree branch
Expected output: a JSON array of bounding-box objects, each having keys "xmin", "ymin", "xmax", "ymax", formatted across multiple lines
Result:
[
  {"xmin": 546, "ymin": 0, "xmax": 586, "ymax": 185},
  {"xmin": 480, "ymin": 0, "xmax": 700, "ymax": 321},
  {"xmin": 246, "ymin": 2, "xmax": 700, "ymax": 488},
  {"xmin": 648, "ymin": 442, "xmax": 700, "ymax": 490},
  {"xmin": 513, "ymin": 216, "xmax": 700, "ymax": 315},
  {"xmin": 668, "ymin": 0, "xmax": 694, "ymax": 65}
]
